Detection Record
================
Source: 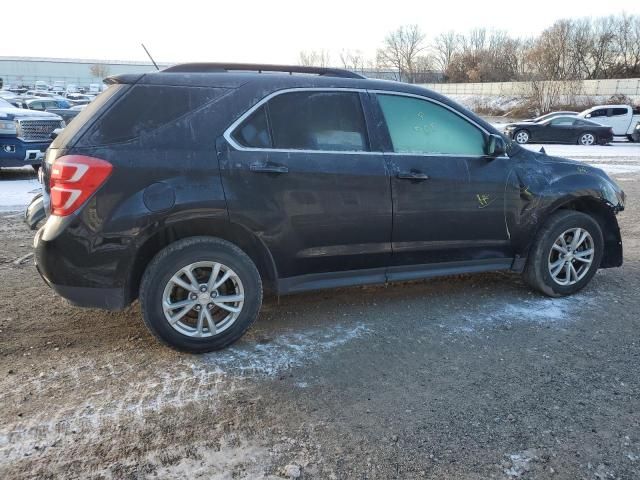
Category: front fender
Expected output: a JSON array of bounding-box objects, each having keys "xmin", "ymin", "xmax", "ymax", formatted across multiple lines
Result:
[{"xmin": 506, "ymin": 157, "xmax": 624, "ymax": 263}]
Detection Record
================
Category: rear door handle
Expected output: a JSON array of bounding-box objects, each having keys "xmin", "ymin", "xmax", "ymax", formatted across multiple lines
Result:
[
  {"xmin": 250, "ymin": 162, "xmax": 289, "ymax": 174},
  {"xmin": 396, "ymin": 171, "xmax": 430, "ymax": 181}
]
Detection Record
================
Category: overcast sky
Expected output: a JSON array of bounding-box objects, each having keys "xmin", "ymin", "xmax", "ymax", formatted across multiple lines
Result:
[{"xmin": 1, "ymin": 0, "xmax": 638, "ymax": 64}]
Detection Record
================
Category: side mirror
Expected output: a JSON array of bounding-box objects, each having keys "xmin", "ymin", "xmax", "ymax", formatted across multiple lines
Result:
[
  {"xmin": 585, "ymin": 114, "xmax": 592, "ymax": 118},
  {"xmin": 486, "ymin": 134, "xmax": 507, "ymax": 158}
]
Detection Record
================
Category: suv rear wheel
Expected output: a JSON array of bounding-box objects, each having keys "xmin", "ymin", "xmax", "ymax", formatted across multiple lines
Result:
[
  {"xmin": 140, "ymin": 236, "xmax": 262, "ymax": 352},
  {"xmin": 523, "ymin": 211, "xmax": 603, "ymax": 297}
]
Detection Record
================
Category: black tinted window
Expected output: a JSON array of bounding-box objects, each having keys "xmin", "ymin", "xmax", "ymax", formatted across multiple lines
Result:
[
  {"xmin": 234, "ymin": 106, "xmax": 272, "ymax": 148},
  {"xmin": 88, "ymin": 85, "xmax": 222, "ymax": 144},
  {"xmin": 611, "ymin": 107, "xmax": 628, "ymax": 116},
  {"xmin": 590, "ymin": 109, "xmax": 608, "ymax": 117},
  {"xmin": 550, "ymin": 117, "xmax": 575, "ymax": 125},
  {"xmin": 267, "ymin": 91, "xmax": 368, "ymax": 151}
]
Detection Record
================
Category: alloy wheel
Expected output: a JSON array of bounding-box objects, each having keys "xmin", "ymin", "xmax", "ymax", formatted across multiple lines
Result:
[
  {"xmin": 580, "ymin": 133, "xmax": 595, "ymax": 146},
  {"xmin": 162, "ymin": 261, "xmax": 245, "ymax": 337},
  {"xmin": 547, "ymin": 227, "xmax": 595, "ymax": 286},
  {"xmin": 515, "ymin": 131, "xmax": 529, "ymax": 144}
]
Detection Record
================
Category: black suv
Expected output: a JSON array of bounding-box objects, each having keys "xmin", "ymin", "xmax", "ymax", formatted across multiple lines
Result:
[{"xmin": 34, "ymin": 63, "xmax": 625, "ymax": 352}]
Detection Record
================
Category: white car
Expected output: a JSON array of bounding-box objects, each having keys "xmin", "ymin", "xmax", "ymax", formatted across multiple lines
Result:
[{"xmin": 579, "ymin": 105, "xmax": 640, "ymax": 140}]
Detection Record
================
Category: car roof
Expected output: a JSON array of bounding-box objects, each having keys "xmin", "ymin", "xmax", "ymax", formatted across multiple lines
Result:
[
  {"xmin": 104, "ymin": 63, "xmax": 501, "ymax": 135},
  {"xmin": 584, "ymin": 105, "xmax": 629, "ymax": 110}
]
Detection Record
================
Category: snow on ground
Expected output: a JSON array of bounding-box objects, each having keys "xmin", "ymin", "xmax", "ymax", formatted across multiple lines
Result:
[
  {"xmin": 522, "ymin": 142, "xmax": 640, "ymax": 175},
  {"xmin": 0, "ymin": 176, "xmax": 40, "ymax": 212}
]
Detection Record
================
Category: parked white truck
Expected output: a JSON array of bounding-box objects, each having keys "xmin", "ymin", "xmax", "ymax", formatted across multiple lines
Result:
[{"xmin": 578, "ymin": 105, "xmax": 640, "ymax": 141}]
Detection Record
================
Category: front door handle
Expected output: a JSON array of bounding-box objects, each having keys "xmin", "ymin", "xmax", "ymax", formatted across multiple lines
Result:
[
  {"xmin": 396, "ymin": 171, "xmax": 430, "ymax": 181},
  {"xmin": 250, "ymin": 162, "xmax": 289, "ymax": 174}
]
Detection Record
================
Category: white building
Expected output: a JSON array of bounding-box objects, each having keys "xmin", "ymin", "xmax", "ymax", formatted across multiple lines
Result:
[{"xmin": 0, "ymin": 56, "xmax": 171, "ymax": 88}]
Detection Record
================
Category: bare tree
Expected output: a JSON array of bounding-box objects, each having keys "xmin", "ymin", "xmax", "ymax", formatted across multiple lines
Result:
[
  {"xmin": 377, "ymin": 25, "xmax": 427, "ymax": 83},
  {"xmin": 433, "ymin": 31, "xmax": 459, "ymax": 74},
  {"xmin": 339, "ymin": 49, "xmax": 365, "ymax": 72},
  {"xmin": 298, "ymin": 50, "xmax": 331, "ymax": 67},
  {"xmin": 89, "ymin": 63, "xmax": 111, "ymax": 80}
]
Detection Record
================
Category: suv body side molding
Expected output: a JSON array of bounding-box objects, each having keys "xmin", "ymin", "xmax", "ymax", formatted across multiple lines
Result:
[{"xmin": 277, "ymin": 258, "xmax": 515, "ymax": 295}]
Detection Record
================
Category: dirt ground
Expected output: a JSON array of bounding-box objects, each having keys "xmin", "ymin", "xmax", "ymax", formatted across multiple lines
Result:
[{"xmin": 1, "ymin": 166, "xmax": 639, "ymax": 479}]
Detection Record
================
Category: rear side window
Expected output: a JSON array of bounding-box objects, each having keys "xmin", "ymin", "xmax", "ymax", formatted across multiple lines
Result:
[
  {"xmin": 87, "ymin": 85, "xmax": 222, "ymax": 145},
  {"xmin": 231, "ymin": 91, "xmax": 369, "ymax": 151},
  {"xmin": 550, "ymin": 117, "xmax": 575, "ymax": 125},
  {"xmin": 233, "ymin": 106, "xmax": 272, "ymax": 148},
  {"xmin": 611, "ymin": 107, "xmax": 628, "ymax": 116},
  {"xmin": 377, "ymin": 94, "xmax": 485, "ymax": 156},
  {"xmin": 268, "ymin": 91, "xmax": 369, "ymax": 151}
]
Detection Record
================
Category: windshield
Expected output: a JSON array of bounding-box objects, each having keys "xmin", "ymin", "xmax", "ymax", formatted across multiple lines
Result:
[{"xmin": 0, "ymin": 98, "xmax": 12, "ymax": 108}]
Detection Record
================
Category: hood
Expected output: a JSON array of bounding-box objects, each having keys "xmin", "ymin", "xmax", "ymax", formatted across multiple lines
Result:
[
  {"xmin": 509, "ymin": 145, "xmax": 625, "ymax": 211},
  {"xmin": 0, "ymin": 106, "xmax": 62, "ymax": 121}
]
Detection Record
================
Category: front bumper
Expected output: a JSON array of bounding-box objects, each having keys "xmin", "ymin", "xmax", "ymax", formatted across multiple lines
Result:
[{"xmin": 0, "ymin": 137, "xmax": 50, "ymax": 167}]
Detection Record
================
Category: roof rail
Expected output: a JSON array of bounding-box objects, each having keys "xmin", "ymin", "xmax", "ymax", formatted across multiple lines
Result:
[{"xmin": 161, "ymin": 63, "xmax": 366, "ymax": 79}]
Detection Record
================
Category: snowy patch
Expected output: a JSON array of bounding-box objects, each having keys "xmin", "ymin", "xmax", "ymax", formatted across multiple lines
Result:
[
  {"xmin": 201, "ymin": 322, "xmax": 370, "ymax": 377},
  {"xmin": 443, "ymin": 295, "xmax": 591, "ymax": 334},
  {"xmin": 0, "ymin": 178, "xmax": 40, "ymax": 211},
  {"xmin": 503, "ymin": 450, "xmax": 539, "ymax": 477},
  {"xmin": 1, "ymin": 322, "xmax": 369, "ymax": 462}
]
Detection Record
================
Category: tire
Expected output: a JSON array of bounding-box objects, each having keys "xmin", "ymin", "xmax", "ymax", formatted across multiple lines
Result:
[
  {"xmin": 578, "ymin": 132, "xmax": 596, "ymax": 146},
  {"xmin": 523, "ymin": 210, "xmax": 603, "ymax": 297},
  {"xmin": 140, "ymin": 236, "xmax": 262, "ymax": 353},
  {"xmin": 514, "ymin": 130, "xmax": 530, "ymax": 144}
]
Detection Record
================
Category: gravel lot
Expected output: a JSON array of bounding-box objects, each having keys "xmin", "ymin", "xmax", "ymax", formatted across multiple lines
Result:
[{"xmin": 1, "ymin": 143, "xmax": 639, "ymax": 479}]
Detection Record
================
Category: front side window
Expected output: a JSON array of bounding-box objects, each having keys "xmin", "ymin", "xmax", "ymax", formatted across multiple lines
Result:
[
  {"xmin": 589, "ymin": 109, "xmax": 608, "ymax": 118},
  {"xmin": 377, "ymin": 94, "xmax": 485, "ymax": 156}
]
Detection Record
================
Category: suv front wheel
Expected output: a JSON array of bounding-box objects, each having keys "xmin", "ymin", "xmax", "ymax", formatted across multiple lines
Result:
[
  {"xmin": 523, "ymin": 210, "xmax": 603, "ymax": 297},
  {"xmin": 140, "ymin": 236, "xmax": 262, "ymax": 352}
]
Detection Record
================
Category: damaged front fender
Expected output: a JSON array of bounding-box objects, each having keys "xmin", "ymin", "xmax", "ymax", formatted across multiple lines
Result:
[{"xmin": 505, "ymin": 147, "xmax": 624, "ymax": 268}]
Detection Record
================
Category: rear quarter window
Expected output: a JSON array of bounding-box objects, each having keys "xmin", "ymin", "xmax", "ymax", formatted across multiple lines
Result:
[
  {"xmin": 84, "ymin": 85, "xmax": 224, "ymax": 145},
  {"xmin": 611, "ymin": 107, "xmax": 628, "ymax": 116}
]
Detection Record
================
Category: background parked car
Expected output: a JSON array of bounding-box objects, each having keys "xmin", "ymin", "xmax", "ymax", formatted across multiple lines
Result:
[
  {"xmin": 504, "ymin": 116, "xmax": 613, "ymax": 145},
  {"xmin": 46, "ymin": 104, "xmax": 85, "ymax": 124},
  {"xmin": 65, "ymin": 93, "xmax": 93, "ymax": 105},
  {"xmin": 524, "ymin": 111, "xmax": 579, "ymax": 123},
  {"xmin": 23, "ymin": 97, "xmax": 71, "ymax": 111},
  {"xmin": 0, "ymin": 97, "xmax": 64, "ymax": 169},
  {"xmin": 579, "ymin": 105, "xmax": 640, "ymax": 139}
]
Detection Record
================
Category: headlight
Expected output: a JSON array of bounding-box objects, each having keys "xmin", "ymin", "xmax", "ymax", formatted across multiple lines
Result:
[{"xmin": 0, "ymin": 120, "xmax": 17, "ymax": 134}]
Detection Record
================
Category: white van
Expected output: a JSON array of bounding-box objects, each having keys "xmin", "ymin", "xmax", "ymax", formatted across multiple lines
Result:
[{"xmin": 579, "ymin": 105, "xmax": 640, "ymax": 140}]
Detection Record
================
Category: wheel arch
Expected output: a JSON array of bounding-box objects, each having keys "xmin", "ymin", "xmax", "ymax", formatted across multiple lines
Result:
[
  {"xmin": 538, "ymin": 196, "xmax": 622, "ymax": 268},
  {"xmin": 126, "ymin": 219, "xmax": 278, "ymax": 303}
]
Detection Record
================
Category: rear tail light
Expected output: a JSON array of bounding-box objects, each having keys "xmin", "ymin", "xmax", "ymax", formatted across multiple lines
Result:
[{"xmin": 50, "ymin": 155, "xmax": 113, "ymax": 216}]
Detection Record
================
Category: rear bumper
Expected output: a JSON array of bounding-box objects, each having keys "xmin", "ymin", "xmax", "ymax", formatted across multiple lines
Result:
[
  {"xmin": 35, "ymin": 259, "xmax": 127, "ymax": 310},
  {"xmin": 34, "ymin": 223, "xmax": 129, "ymax": 311}
]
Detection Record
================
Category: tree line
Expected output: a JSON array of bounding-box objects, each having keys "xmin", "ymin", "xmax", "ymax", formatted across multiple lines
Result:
[{"xmin": 299, "ymin": 13, "xmax": 640, "ymax": 83}]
